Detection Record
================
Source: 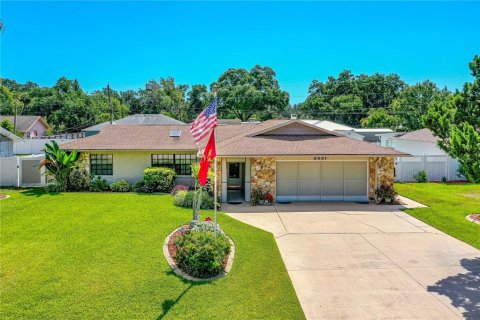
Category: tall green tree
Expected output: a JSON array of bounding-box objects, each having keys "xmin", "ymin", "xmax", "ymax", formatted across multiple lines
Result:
[
  {"xmin": 360, "ymin": 108, "xmax": 398, "ymax": 129},
  {"xmin": 423, "ymin": 55, "xmax": 480, "ymax": 182},
  {"xmin": 90, "ymin": 87, "xmax": 130, "ymax": 123},
  {"xmin": 303, "ymin": 70, "xmax": 404, "ymax": 126},
  {"xmin": 187, "ymin": 84, "xmax": 212, "ymax": 114},
  {"xmin": 391, "ymin": 81, "xmax": 445, "ymax": 131},
  {"xmin": 215, "ymin": 65, "xmax": 289, "ymax": 121},
  {"xmin": 138, "ymin": 77, "xmax": 190, "ymax": 121}
]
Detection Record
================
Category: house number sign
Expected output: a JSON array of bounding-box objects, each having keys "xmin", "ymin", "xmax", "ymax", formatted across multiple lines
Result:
[{"xmin": 313, "ymin": 156, "xmax": 327, "ymax": 160}]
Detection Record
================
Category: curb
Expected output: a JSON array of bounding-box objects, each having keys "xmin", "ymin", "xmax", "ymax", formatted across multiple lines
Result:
[{"xmin": 163, "ymin": 227, "xmax": 236, "ymax": 282}]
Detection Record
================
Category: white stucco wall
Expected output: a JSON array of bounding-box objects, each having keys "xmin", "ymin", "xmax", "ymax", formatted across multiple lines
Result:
[{"xmin": 84, "ymin": 150, "xmax": 195, "ymax": 186}]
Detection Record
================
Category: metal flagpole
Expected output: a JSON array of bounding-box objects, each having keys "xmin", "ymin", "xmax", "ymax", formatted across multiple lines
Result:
[{"xmin": 213, "ymin": 85, "xmax": 218, "ymax": 237}]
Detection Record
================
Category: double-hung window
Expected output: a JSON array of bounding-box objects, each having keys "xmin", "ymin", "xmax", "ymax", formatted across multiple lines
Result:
[
  {"xmin": 151, "ymin": 154, "xmax": 196, "ymax": 175},
  {"xmin": 90, "ymin": 154, "xmax": 113, "ymax": 175}
]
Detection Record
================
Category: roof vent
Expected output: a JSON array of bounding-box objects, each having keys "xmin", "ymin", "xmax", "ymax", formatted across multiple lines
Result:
[
  {"xmin": 290, "ymin": 114, "xmax": 298, "ymax": 120},
  {"xmin": 169, "ymin": 129, "xmax": 181, "ymax": 137}
]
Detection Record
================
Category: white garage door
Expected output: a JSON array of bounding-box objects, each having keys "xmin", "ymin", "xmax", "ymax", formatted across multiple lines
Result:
[{"xmin": 276, "ymin": 161, "xmax": 368, "ymax": 202}]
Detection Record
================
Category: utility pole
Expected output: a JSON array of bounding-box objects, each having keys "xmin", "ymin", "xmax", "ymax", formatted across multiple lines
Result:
[
  {"xmin": 108, "ymin": 83, "xmax": 113, "ymax": 124},
  {"xmin": 14, "ymin": 104, "xmax": 17, "ymax": 135}
]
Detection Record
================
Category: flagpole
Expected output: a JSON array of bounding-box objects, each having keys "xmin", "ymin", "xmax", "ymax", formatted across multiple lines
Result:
[{"xmin": 213, "ymin": 85, "xmax": 218, "ymax": 237}]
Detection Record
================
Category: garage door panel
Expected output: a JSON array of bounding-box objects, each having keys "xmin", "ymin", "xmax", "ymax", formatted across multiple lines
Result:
[
  {"xmin": 321, "ymin": 162, "xmax": 344, "ymax": 180},
  {"xmin": 277, "ymin": 180, "xmax": 298, "ymax": 196},
  {"xmin": 298, "ymin": 162, "xmax": 321, "ymax": 180},
  {"xmin": 321, "ymin": 180, "xmax": 343, "ymax": 196},
  {"xmin": 344, "ymin": 162, "xmax": 367, "ymax": 180},
  {"xmin": 298, "ymin": 180, "xmax": 321, "ymax": 196},
  {"xmin": 277, "ymin": 162, "xmax": 298, "ymax": 180},
  {"xmin": 345, "ymin": 180, "xmax": 367, "ymax": 197}
]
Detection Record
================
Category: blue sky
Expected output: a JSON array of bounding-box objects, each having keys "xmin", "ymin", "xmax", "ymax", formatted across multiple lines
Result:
[{"xmin": 1, "ymin": 1, "xmax": 479, "ymax": 104}]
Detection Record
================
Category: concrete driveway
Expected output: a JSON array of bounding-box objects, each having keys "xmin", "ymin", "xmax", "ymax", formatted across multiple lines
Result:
[{"xmin": 224, "ymin": 200, "xmax": 480, "ymax": 320}]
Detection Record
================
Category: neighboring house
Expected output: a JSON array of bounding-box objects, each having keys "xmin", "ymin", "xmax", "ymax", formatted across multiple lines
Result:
[
  {"xmin": 377, "ymin": 128, "xmax": 464, "ymax": 181},
  {"xmin": 0, "ymin": 116, "xmax": 51, "ymax": 138},
  {"xmin": 0, "ymin": 127, "xmax": 22, "ymax": 157},
  {"xmin": 82, "ymin": 114, "xmax": 185, "ymax": 137},
  {"xmin": 61, "ymin": 119, "xmax": 407, "ymax": 204},
  {"xmin": 302, "ymin": 119, "xmax": 393, "ymax": 144}
]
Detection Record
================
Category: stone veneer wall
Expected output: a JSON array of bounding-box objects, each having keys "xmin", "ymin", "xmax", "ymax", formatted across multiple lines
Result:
[
  {"xmin": 368, "ymin": 157, "xmax": 395, "ymax": 198},
  {"xmin": 250, "ymin": 157, "xmax": 276, "ymax": 199}
]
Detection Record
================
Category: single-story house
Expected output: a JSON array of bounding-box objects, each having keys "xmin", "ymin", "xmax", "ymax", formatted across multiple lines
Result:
[
  {"xmin": 0, "ymin": 127, "xmax": 22, "ymax": 157},
  {"xmin": 377, "ymin": 128, "xmax": 464, "ymax": 181},
  {"xmin": 61, "ymin": 119, "xmax": 408, "ymax": 203},
  {"xmin": 0, "ymin": 115, "xmax": 51, "ymax": 138},
  {"xmin": 302, "ymin": 120, "xmax": 393, "ymax": 144},
  {"xmin": 82, "ymin": 114, "xmax": 185, "ymax": 137}
]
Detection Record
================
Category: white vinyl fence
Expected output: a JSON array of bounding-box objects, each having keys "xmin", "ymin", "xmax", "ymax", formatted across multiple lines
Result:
[
  {"xmin": 13, "ymin": 138, "xmax": 76, "ymax": 155},
  {"xmin": 0, "ymin": 155, "xmax": 46, "ymax": 187},
  {"xmin": 395, "ymin": 155, "xmax": 464, "ymax": 182}
]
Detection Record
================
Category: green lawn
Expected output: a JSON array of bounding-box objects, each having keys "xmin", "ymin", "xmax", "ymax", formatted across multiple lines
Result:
[
  {"xmin": 0, "ymin": 189, "xmax": 305, "ymax": 320},
  {"xmin": 396, "ymin": 183, "xmax": 480, "ymax": 249}
]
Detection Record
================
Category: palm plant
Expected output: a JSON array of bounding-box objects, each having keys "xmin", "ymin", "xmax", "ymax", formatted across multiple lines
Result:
[{"xmin": 39, "ymin": 141, "xmax": 79, "ymax": 191}]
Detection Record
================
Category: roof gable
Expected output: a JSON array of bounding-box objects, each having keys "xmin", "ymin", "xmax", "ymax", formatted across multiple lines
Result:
[
  {"xmin": 250, "ymin": 120, "xmax": 340, "ymax": 137},
  {"xmin": 0, "ymin": 116, "xmax": 50, "ymax": 132},
  {"xmin": 396, "ymin": 128, "xmax": 438, "ymax": 143}
]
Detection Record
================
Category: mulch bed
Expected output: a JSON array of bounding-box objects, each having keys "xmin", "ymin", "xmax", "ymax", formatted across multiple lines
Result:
[
  {"xmin": 468, "ymin": 214, "xmax": 480, "ymax": 224},
  {"xmin": 167, "ymin": 225, "xmax": 229, "ymax": 272}
]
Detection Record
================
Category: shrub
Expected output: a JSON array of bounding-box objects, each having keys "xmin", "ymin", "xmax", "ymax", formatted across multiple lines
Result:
[
  {"xmin": 132, "ymin": 180, "xmax": 152, "ymax": 193},
  {"xmin": 441, "ymin": 176, "xmax": 448, "ymax": 183},
  {"xmin": 375, "ymin": 185, "xmax": 398, "ymax": 203},
  {"xmin": 89, "ymin": 176, "xmax": 108, "ymax": 192},
  {"xmin": 173, "ymin": 190, "xmax": 214, "ymax": 209},
  {"xmin": 171, "ymin": 184, "xmax": 189, "ymax": 195},
  {"xmin": 144, "ymin": 167, "xmax": 176, "ymax": 193},
  {"xmin": 110, "ymin": 179, "xmax": 130, "ymax": 192},
  {"xmin": 175, "ymin": 231, "xmax": 230, "ymax": 278},
  {"xmin": 251, "ymin": 187, "xmax": 274, "ymax": 206},
  {"xmin": 200, "ymin": 192, "xmax": 215, "ymax": 209},
  {"xmin": 45, "ymin": 181, "xmax": 65, "ymax": 193},
  {"xmin": 173, "ymin": 190, "xmax": 194, "ymax": 208},
  {"xmin": 414, "ymin": 170, "xmax": 428, "ymax": 183},
  {"xmin": 66, "ymin": 168, "xmax": 89, "ymax": 191}
]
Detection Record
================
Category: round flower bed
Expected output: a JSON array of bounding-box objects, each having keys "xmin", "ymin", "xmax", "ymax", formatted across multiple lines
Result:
[
  {"xmin": 163, "ymin": 221, "xmax": 235, "ymax": 281},
  {"xmin": 466, "ymin": 214, "xmax": 480, "ymax": 225}
]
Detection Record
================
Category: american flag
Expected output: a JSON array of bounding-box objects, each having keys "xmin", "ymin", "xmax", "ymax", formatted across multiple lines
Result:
[{"xmin": 190, "ymin": 98, "xmax": 218, "ymax": 144}]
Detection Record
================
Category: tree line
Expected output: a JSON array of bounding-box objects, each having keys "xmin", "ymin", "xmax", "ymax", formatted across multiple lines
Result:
[{"xmin": 0, "ymin": 62, "xmax": 471, "ymax": 132}]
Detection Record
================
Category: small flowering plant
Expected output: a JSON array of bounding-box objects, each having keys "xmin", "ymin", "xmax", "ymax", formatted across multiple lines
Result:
[
  {"xmin": 375, "ymin": 185, "xmax": 398, "ymax": 204},
  {"xmin": 251, "ymin": 188, "xmax": 274, "ymax": 206},
  {"xmin": 204, "ymin": 216, "xmax": 212, "ymax": 222}
]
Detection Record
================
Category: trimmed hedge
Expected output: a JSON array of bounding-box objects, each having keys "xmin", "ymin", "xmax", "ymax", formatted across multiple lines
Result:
[
  {"xmin": 143, "ymin": 167, "xmax": 176, "ymax": 193},
  {"xmin": 110, "ymin": 179, "xmax": 130, "ymax": 192}
]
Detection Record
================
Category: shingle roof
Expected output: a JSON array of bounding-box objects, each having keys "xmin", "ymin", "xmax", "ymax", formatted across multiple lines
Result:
[
  {"xmin": 61, "ymin": 119, "xmax": 408, "ymax": 157},
  {"xmin": 396, "ymin": 128, "xmax": 438, "ymax": 143},
  {"xmin": 82, "ymin": 114, "xmax": 184, "ymax": 132},
  {"xmin": 0, "ymin": 116, "xmax": 50, "ymax": 132},
  {"xmin": 0, "ymin": 127, "xmax": 22, "ymax": 141}
]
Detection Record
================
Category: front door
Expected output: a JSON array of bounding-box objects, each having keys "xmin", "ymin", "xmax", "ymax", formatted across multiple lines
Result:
[{"xmin": 227, "ymin": 162, "xmax": 245, "ymax": 202}]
